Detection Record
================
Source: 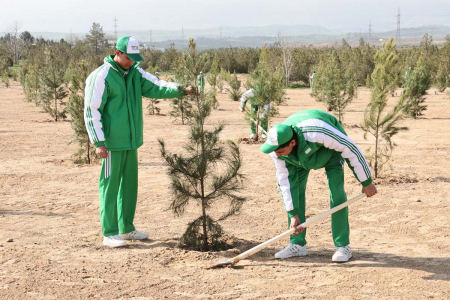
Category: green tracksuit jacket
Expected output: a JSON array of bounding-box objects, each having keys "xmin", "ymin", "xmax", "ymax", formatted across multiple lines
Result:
[
  {"xmin": 270, "ymin": 109, "xmax": 372, "ymax": 218},
  {"xmin": 84, "ymin": 55, "xmax": 184, "ymax": 150}
]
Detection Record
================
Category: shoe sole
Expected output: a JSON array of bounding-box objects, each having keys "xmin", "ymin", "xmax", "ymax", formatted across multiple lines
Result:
[
  {"xmin": 275, "ymin": 253, "xmax": 308, "ymax": 259},
  {"xmin": 103, "ymin": 242, "xmax": 128, "ymax": 248},
  {"xmin": 120, "ymin": 236, "xmax": 149, "ymax": 240},
  {"xmin": 332, "ymin": 254, "xmax": 352, "ymax": 263}
]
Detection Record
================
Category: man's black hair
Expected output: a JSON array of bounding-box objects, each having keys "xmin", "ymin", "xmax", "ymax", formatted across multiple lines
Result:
[{"xmin": 276, "ymin": 127, "xmax": 297, "ymax": 150}]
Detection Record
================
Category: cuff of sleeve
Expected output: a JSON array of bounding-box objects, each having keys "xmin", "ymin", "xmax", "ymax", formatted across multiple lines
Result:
[
  {"xmin": 95, "ymin": 141, "xmax": 105, "ymax": 148},
  {"xmin": 361, "ymin": 177, "xmax": 373, "ymax": 187},
  {"xmin": 287, "ymin": 208, "xmax": 300, "ymax": 218}
]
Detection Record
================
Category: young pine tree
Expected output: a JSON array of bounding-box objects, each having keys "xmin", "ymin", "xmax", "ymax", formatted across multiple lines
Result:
[
  {"xmin": 361, "ymin": 37, "xmax": 408, "ymax": 178},
  {"xmin": 207, "ymin": 53, "xmax": 220, "ymax": 91},
  {"xmin": 313, "ymin": 50, "xmax": 357, "ymax": 123},
  {"xmin": 39, "ymin": 46, "xmax": 69, "ymax": 122},
  {"xmin": 225, "ymin": 71, "xmax": 243, "ymax": 101},
  {"xmin": 66, "ymin": 60, "xmax": 96, "ymax": 164},
  {"xmin": 2, "ymin": 70, "xmax": 9, "ymax": 88},
  {"xmin": 146, "ymin": 97, "xmax": 161, "ymax": 115},
  {"xmin": 244, "ymin": 47, "xmax": 285, "ymax": 141},
  {"xmin": 401, "ymin": 54, "xmax": 430, "ymax": 119},
  {"xmin": 159, "ymin": 39, "xmax": 246, "ymax": 251}
]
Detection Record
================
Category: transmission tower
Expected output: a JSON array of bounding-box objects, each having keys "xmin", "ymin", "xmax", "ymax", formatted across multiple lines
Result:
[
  {"xmin": 182, "ymin": 26, "xmax": 185, "ymax": 40},
  {"xmin": 114, "ymin": 17, "xmax": 119, "ymax": 40},
  {"xmin": 220, "ymin": 26, "xmax": 222, "ymax": 40},
  {"xmin": 396, "ymin": 8, "xmax": 401, "ymax": 45},
  {"xmin": 368, "ymin": 20, "xmax": 372, "ymax": 44},
  {"xmin": 149, "ymin": 29, "xmax": 152, "ymax": 44}
]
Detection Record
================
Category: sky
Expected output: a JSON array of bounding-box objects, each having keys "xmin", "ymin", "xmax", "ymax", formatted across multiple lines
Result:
[{"xmin": 2, "ymin": 0, "xmax": 450, "ymax": 34}]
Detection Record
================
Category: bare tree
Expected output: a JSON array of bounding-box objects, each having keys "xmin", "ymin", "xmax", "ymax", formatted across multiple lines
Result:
[
  {"xmin": 6, "ymin": 21, "xmax": 23, "ymax": 65},
  {"xmin": 276, "ymin": 32, "xmax": 294, "ymax": 86}
]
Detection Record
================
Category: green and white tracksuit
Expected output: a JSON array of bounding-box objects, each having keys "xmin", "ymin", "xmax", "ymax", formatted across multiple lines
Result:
[
  {"xmin": 197, "ymin": 75, "xmax": 205, "ymax": 93},
  {"xmin": 240, "ymin": 88, "xmax": 271, "ymax": 134},
  {"xmin": 84, "ymin": 55, "xmax": 184, "ymax": 237},
  {"xmin": 270, "ymin": 109, "xmax": 372, "ymax": 247}
]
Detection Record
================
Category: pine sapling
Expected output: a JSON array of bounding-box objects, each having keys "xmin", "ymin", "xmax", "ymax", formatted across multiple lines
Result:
[
  {"xmin": 244, "ymin": 47, "xmax": 285, "ymax": 141},
  {"xmin": 225, "ymin": 71, "xmax": 243, "ymax": 102},
  {"xmin": 39, "ymin": 47, "xmax": 69, "ymax": 122},
  {"xmin": 361, "ymin": 37, "xmax": 408, "ymax": 178},
  {"xmin": 67, "ymin": 60, "xmax": 96, "ymax": 164},
  {"xmin": 2, "ymin": 70, "xmax": 9, "ymax": 88},
  {"xmin": 401, "ymin": 54, "xmax": 430, "ymax": 119},
  {"xmin": 160, "ymin": 39, "xmax": 246, "ymax": 251},
  {"xmin": 313, "ymin": 50, "xmax": 357, "ymax": 123}
]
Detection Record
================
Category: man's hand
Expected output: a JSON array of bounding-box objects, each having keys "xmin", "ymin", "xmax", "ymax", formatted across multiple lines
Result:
[
  {"xmin": 184, "ymin": 86, "xmax": 196, "ymax": 95},
  {"xmin": 96, "ymin": 145, "xmax": 108, "ymax": 159},
  {"xmin": 362, "ymin": 183, "xmax": 377, "ymax": 197},
  {"xmin": 290, "ymin": 215, "xmax": 304, "ymax": 236},
  {"xmin": 239, "ymin": 107, "xmax": 245, "ymax": 113}
]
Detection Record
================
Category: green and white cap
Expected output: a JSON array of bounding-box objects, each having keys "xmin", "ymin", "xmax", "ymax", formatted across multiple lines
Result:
[
  {"xmin": 116, "ymin": 36, "xmax": 143, "ymax": 61},
  {"xmin": 260, "ymin": 124, "xmax": 293, "ymax": 154}
]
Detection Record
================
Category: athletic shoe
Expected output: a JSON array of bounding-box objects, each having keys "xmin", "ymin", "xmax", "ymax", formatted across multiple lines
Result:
[
  {"xmin": 103, "ymin": 235, "xmax": 127, "ymax": 248},
  {"xmin": 249, "ymin": 133, "xmax": 256, "ymax": 139},
  {"xmin": 332, "ymin": 245, "xmax": 352, "ymax": 262},
  {"xmin": 275, "ymin": 243, "xmax": 308, "ymax": 259},
  {"xmin": 120, "ymin": 230, "xmax": 149, "ymax": 240},
  {"xmin": 261, "ymin": 133, "xmax": 267, "ymax": 139}
]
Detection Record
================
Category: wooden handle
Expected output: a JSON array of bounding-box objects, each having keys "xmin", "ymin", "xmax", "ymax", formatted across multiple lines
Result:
[{"xmin": 231, "ymin": 193, "xmax": 367, "ymax": 263}]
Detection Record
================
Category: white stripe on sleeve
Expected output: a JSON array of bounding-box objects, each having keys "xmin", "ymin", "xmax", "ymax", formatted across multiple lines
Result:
[
  {"xmin": 84, "ymin": 65, "xmax": 110, "ymax": 144},
  {"xmin": 270, "ymin": 152, "xmax": 294, "ymax": 212},
  {"xmin": 240, "ymin": 88, "xmax": 254, "ymax": 110},
  {"xmin": 137, "ymin": 67, "xmax": 179, "ymax": 89},
  {"xmin": 296, "ymin": 119, "xmax": 371, "ymax": 183}
]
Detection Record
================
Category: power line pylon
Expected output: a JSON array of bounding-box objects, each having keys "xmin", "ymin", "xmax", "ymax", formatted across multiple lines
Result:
[
  {"xmin": 396, "ymin": 8, "xmax": 401, "ymax": 45},
  {"xmin": 114, "ymin": 17, "xmax": 118, "ymax": 40},
  {"xmin": 368, "ymin": 20, "xmax": 372, "ymax": 44}
]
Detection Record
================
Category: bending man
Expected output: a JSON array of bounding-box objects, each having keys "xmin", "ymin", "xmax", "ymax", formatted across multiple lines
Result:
[{"xmin": 260, "ymin": 109, "xmax": 377, "ymax": 262}]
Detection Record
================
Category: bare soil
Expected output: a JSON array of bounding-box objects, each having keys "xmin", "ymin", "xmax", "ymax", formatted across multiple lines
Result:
[{"xmin": 1, "ymin": 79, "xmax": 449, "ymax": 299}]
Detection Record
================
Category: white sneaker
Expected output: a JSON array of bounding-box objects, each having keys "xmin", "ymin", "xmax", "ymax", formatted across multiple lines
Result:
[
  {"xmin": 332, "ymin": 245, "xmax": 352, "ymax": 262},
  {"xmin": 103, "ymin": 235, "xmax": 127, "ymax": 248},
  {"xmin": 275, "ymin": 243, "xmax": 308, "ymax": 259},
  {"xmin": 249, "ymin": 133, "xmax": 256, "ymax": 139},
  {"xmin": 261, "ymin": 133, "xmax": 267, "ymax": 139},
  {"xmin": 120, "ymin": 230, "xmax": 149, "ymax": 240}
]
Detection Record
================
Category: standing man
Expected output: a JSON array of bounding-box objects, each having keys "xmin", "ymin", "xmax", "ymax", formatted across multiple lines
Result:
[
  {"xmin": 84, "ymin": 36, "xmax": 193, "ymax": 248},
  {"xmin": 309, "ymin": 70, "xmax": 316, "ymax": 92},
  {"xmin": 260, "ymin": 109, "xmax": 377, "ymax": 262},
  {"xmin": 155, "ymin": 71, "xmax": 160, "ymax": 80},
  {"xmin": 197, "ymin": 71, "xmax": 206, "ymax": 94},
  {"xmin": 239, "ymin": 88, "xmax": 270, "ymax": 139}
]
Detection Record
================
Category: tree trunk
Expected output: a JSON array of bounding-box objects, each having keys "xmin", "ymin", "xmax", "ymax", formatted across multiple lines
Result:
[
  {"xmin": 54, "ymin": 90, "xmax": 58, "ymax": 122},
  {"xmin": 87, "ymin": 138, "xmax": 91, "ymax": 164}
]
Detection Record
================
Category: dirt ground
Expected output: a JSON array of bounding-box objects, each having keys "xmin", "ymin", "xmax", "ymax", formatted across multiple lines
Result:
[{"xmin": 1, "ymin": 77, "xmax": 450, "ymax": 300}]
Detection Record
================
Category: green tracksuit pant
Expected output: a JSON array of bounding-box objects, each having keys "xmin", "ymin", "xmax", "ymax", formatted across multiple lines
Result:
[
  {"xmin": 288, "ymin": 157, "xmax": 349, "ymax": 247},
  {"xmin": 250, "ymin": 103, "xmax": 268, "ymax": 134},
  {"xmin": 99, "ymin": 150, "xmax": 138, "ymax": 237}
]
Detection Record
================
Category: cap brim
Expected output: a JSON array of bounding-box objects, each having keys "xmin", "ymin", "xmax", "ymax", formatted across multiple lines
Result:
[
  {"xmin": 126, "ymin": 53, "xmax": 144, "ymax": 62},
  {"xmin": 260, "ymin": 142, "xmax": 278, "ymax": 154}
]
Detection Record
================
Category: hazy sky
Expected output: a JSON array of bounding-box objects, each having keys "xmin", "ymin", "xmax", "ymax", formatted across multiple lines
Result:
[{"xmin": 2, "ymin": 0, "xmax": 450, "ymax": 33}]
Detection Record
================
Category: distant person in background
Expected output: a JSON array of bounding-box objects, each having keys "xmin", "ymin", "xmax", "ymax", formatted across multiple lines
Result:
[
  {"xmin": 239, "ymin": 88, "xmax": 270, "ymax": 140},
  {"xmin": 197, "ymin": 71, "xmax": 206, "ymax": 93},
  {"xmin": 155, "ymin": 72, "xmax": 160, "ymax": 80},
  {"xmin": 405, "ymin": 67, "xmax": 411, "ymax": 88},
  {"xmin": 309, "ymin": 70, "xmax": 316, "ymax": 92},
  {"xmin": 84, "ymin": 36, "xmax": 194, "ymax": 248}
]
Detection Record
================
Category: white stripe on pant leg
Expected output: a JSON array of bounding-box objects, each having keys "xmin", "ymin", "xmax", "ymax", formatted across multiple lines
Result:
[
  {"xmin": 105, "ymin": 153, "xmax": 108, "ymax": 179},
  {"xmin": 107, "ymin": 151, "xmax": 111, "ymax": 178}
]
